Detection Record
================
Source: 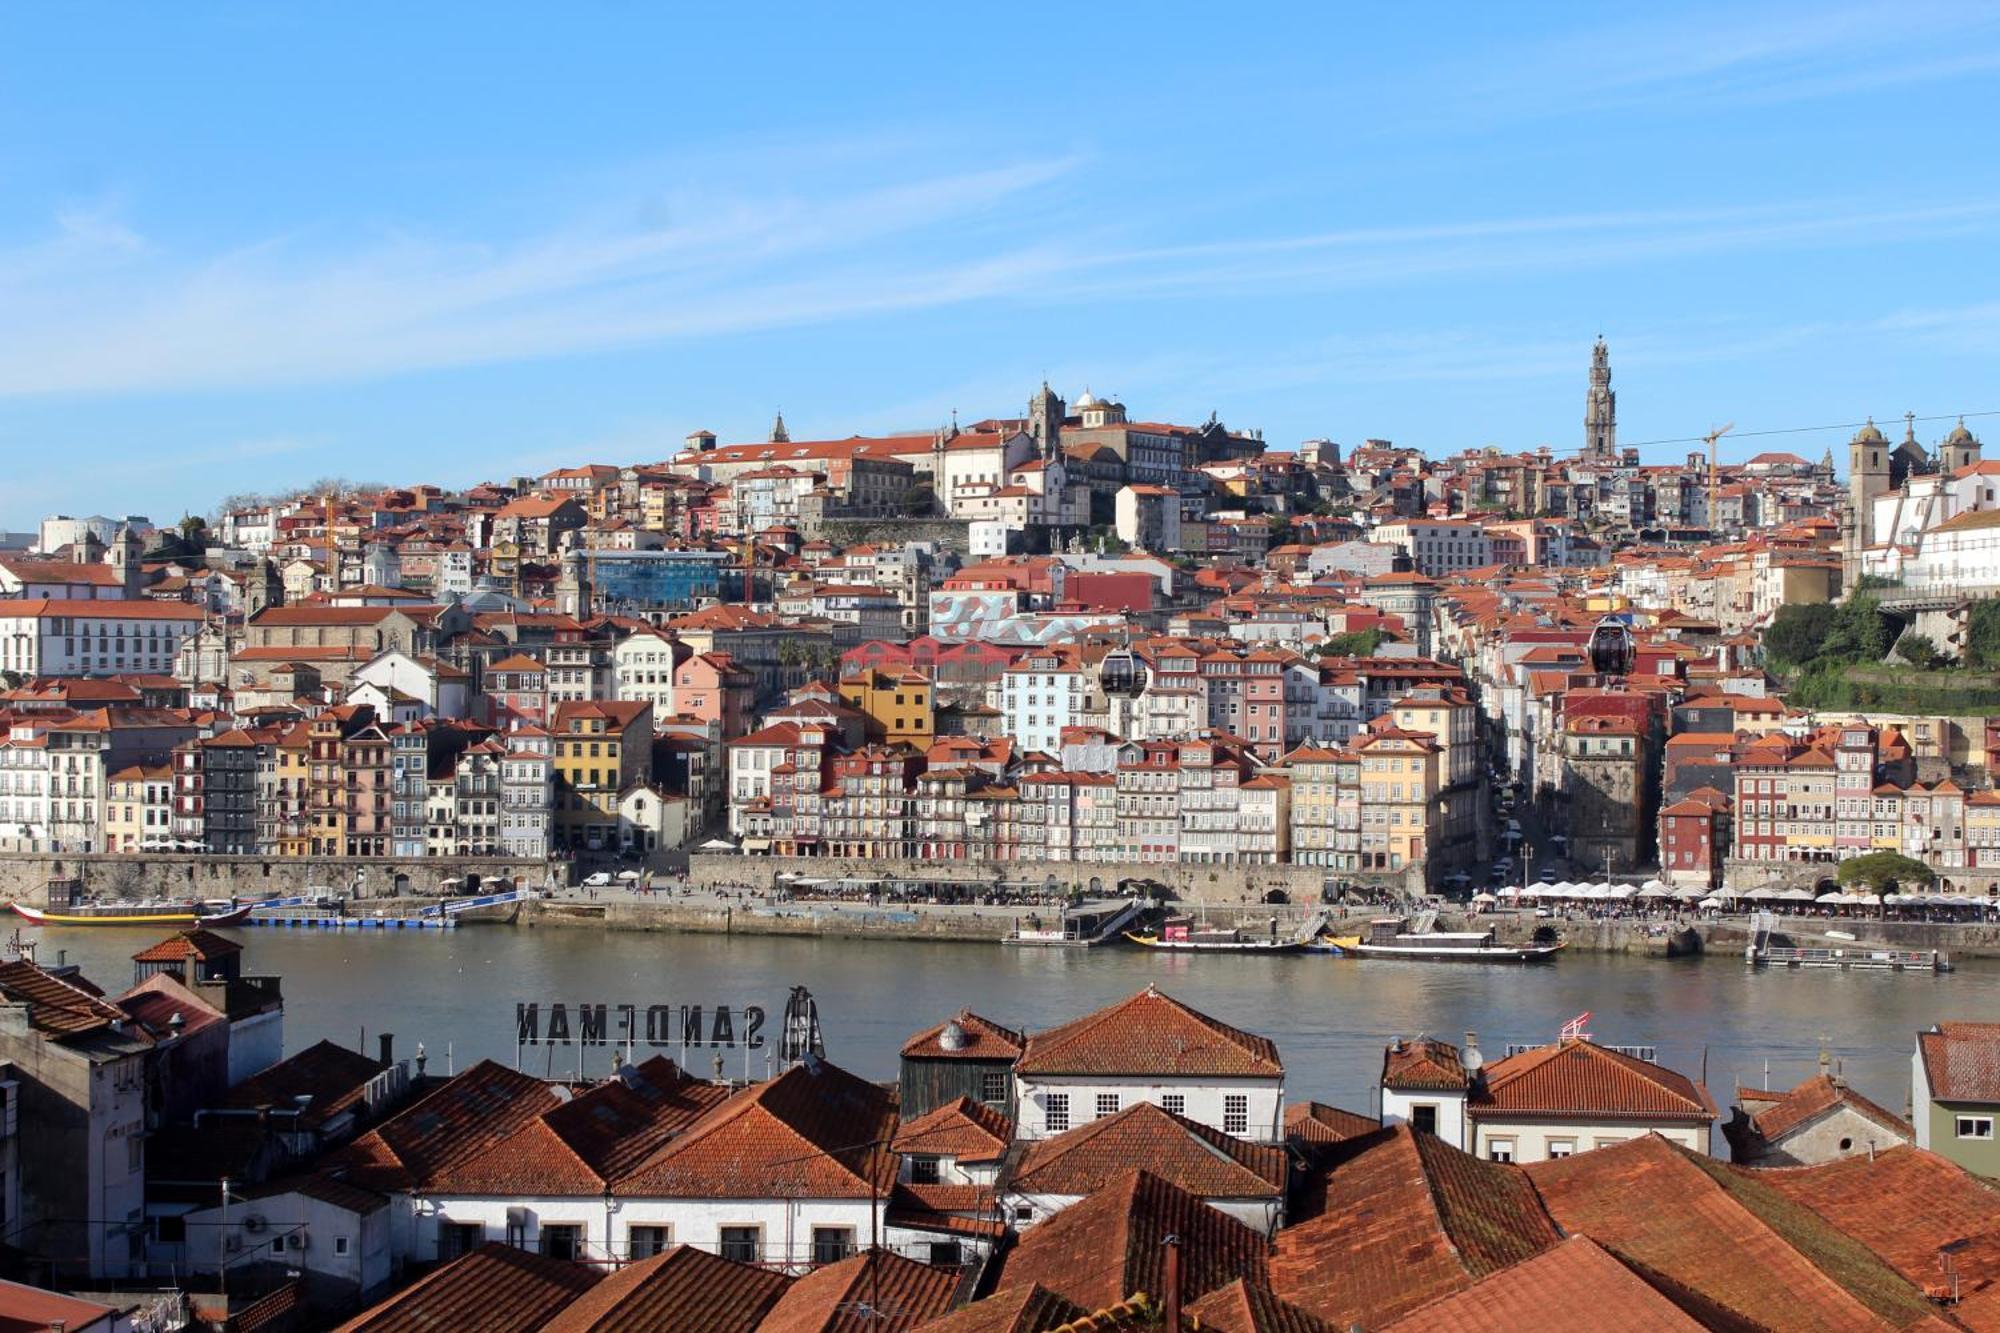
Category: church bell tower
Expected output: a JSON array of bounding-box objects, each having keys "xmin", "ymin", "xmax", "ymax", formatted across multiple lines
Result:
[{"xmin": 1584, "ymin": 338, "xmax": 1616, "ymax": 459}]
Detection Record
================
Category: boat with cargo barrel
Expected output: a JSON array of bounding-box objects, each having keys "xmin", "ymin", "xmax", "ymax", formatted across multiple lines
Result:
[
  {"xmin": 1125, "ymin": 912, "xmax": 1319, "ymax": 953},
  {"xmin": 10, "ymin": 899, "xmax": 253, "ymax": 928},
  {"xmin": 1331, "ymin": 912, "xmax": 1563, "ymax": 963}
]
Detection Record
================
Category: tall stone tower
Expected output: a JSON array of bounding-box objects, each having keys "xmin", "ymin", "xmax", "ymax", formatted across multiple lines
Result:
[
  {"xmin": 1940, "ymin": 418, "xmax": 1983, "ymax": 476},
  {"xmin": 1584, "ymin": 337, "xmax": 1616, "ymax": 459},
  {"xmin": 108, "ymin": 523, "xmax": 143, "ymax": 597},
  {"xmin": 1843, "ymin": 418, "xmax": 1890, "ymax": 588},
  {"xmin": 1029, "ymin": 381, "xmax": 1065, "ymax": 461}
]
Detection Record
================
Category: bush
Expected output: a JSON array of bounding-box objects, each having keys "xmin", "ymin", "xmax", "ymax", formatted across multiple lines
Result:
[{"xmin": 1896, "ymin": 633, "xmax": 1944, "ymax": 670}]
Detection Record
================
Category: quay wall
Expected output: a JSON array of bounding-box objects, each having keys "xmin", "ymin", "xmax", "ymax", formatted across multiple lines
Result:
[
  {"xmin": 0, "ymin": 852, "xmax": 550, "ymax": 907},
  {"xmin": 525, "ymin": 900, "xmax": 1020, "ymax": 941},
  {"xmin": 686, "ymin": 853, "xmax": 1417, "ymax": 904}
]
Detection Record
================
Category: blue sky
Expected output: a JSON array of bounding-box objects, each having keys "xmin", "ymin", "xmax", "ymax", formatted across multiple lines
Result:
[{"xmin": 4, "ymin": 4, "xmax": 2000, "ymax": 526}]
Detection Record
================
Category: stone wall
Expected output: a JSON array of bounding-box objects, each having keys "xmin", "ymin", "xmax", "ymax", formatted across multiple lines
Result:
[
  {"xmin": 817, "ymin": 517, "xmax": 975, "ymax": 555},
  {"xmin": 0, "ymin": 852, "xmax": 551, "ymax": 907},
  {"xmin": 686, "ymin": 853, "xmax": 1410, "ymax": 905}
]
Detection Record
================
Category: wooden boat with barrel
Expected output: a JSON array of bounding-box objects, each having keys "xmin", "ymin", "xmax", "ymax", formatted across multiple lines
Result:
[
  {"xmin": 1125, "ymin": 914, "xmax": 1308, "ymax": 953},
  {"xmin": 8, "ymin": 899, "xmax": 253, "ymax": 928},
  {"xmin": 1332, "ymin": 913, "xmax": 1563, "ymax": 963}
]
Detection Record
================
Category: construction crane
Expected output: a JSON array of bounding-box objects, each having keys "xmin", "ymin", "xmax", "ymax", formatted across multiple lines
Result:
[{"xmin": 1705, "ymin": 422, "xmax": 1735, "ymax": 535}]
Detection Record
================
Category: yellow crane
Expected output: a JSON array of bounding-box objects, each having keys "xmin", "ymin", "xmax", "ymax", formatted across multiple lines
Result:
[{"xmin": 1705, "ymin": 422, "xmax": 1735, "ymax": 533}]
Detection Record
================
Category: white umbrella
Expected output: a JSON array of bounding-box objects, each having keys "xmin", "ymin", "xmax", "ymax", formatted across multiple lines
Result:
[
  {"xmin": 1815, "ymin": 891, "xmax": 1844, "ymax": 903},
  {"xmin": 1497, "ymin": 886, "xmax": 1522, "ymax": 898},
  {"xmin": 1641, "ymin": 878, "xmax": 1668, "ymax": 894},
  {"xmin": 1471, "ymin": 891, "xmax": 1497, "ymax": 903},
  {"xmin": 1612, "ymin": 885, "xmax": 1638, "ymax": 900},
  {"xmin": 1586, "ymin": 883, "xmax": 1613, "ymax": 900},
  {"xmin": 1671, "ymin": 885, "xmax": 1704, "ymax": 900},
  {"xmin": 616, "ymin": 870, "xmax": 642, "ymax": 882},
  {"xmin": 1637, "ymin": 885, "xmax": 1671, "ymax": 899},
  {"xmin": 1550, "ymin": 880, "xmax": 1576, "ymax": 896},
  {"xmin": 1852, "ymin": 891, "xmax": 1882, "ymax": 905},
  {"xmin": 1699, "ymin": 896, "xmax": 1724, "ymax": 908},
  {"xmin": 1778, "ymin": 888, "xmax": 1814, "ymax": 902}
]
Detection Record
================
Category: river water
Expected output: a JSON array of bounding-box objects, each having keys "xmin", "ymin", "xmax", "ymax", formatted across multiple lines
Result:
[{"xmin": 26, "ymin": 925, "xmax": 1995, "ymax": 1122}]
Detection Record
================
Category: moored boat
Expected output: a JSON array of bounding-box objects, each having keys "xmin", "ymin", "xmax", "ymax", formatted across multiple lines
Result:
[
  {"xmin": 1343, "ymin": 914, "xmax": 1562, "ymax": 962},
  {"xmin": 1124, "ymin": 914, "xmax": 1307, "ymax": 953},
  {"xmin": 9, "ymin": 899, "xmax": 253, "ymax": 928}
]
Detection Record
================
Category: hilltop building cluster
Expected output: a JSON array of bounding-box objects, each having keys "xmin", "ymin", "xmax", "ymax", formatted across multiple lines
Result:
[{"xmin": 3, "ymin": 344, "xmax": 1999, "ymax": 898}]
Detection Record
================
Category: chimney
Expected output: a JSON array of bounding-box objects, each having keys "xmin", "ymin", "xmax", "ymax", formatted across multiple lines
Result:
[
  {"xmin": 1161, "ymin": 1234, "xmax": 1182, "ymax": 1330},
  {"xmin": 415, "ymin": 1042, "xmax": 428, "ymax": 1077},
  {"xmin": 378, "ymin": 1033, "xmax": 394, "ymax": 1066}
]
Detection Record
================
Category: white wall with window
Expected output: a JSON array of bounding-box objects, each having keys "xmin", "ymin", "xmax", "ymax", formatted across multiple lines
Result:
[{"xmin": 1013, "ymin": 1075, "xmax": 1284, "ymax": 1143}]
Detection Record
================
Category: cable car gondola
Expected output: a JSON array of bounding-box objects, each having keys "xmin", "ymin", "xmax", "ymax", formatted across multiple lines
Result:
[{"xmin": 1587, "ymin": 617, "xmax": 1637, "ymax": 677}]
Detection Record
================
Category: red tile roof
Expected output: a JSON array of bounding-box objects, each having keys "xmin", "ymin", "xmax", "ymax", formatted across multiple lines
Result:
[
  {"xmin": 1755, "ymin": 1146, "xmax": 2000, "ymax": 1309},
  {"xmin": 1472, "ymin": 1039, "xmax": 1717, "ymax": 1123},
  {"xmin": 1269, "ymin": 1126, "xmax": 1560, "ymax": 1328},
  {"xmin": 1745, "ymin": 1074, "xmax": 1912, "ymax": 1144},
  {"xmin": 131, "ymin": 927, "xmax": 242, "ymax": 963},
  {"xmin": 1379, "ymin": 1236, "xmax": 1710, "ymax": 1331},
  {"xmin": 1185, "ymin": 1277, "xmax": 1337, "ymax": 1333},
  {"xmin": 1525, "ymin": 1133, "xmax": 1942, "ymax": 1329},
  {"xmin": 996, "ymin": 1169, "xmax": 1270, "ymax": 1312},
  {"xmin": 1010, "ymin": 1101, "xmax": 1285, "ymax": 1201},
  {"xmin": 332, "ymin": 1241, "xmax": 600, "ymax": 1332},
  {"xmin": 0, "ymin": 959, "xmax": 147, "ymax": 1040},
  {"xmin": 1283, "ymin": 1101, "xmax": 1378, "ymax": 1147},
  {"xmin": 892, "ymin": 1097, "xmax": 1012, "ymax": 1164},
  {"xmin": 901, "ymin": 1011, "xmax": 1026, "ymax": 1062},
  {"xmin": 328, "ymin": 1060, "xmax": 560, "ymax": 1192},
  {"xmin": 1919, "ymin": 1022, "xmax": 2000, "ymax": 1104},
  {"xmin": 1381, "ymin": 1038, "xmax": 1466, "ymax": 1091},
  {"xmin": 540, "ymin": 1244, "xmax": 791, "ymax": 1333},
  {"xmin": 759, "ymin": 1249, "xmax": 961, "ymax": 1333},
  {"xmin": 614, "ymin": 1060, "xmax": 896, "ymax": 1199},
  {"xmin": 1018, "ymin": 987, "xmax": 1281, "ymax": 1078},
  {"xmin": 912, "ymin": 1284, "xmax": 1087, "ymax": 1332}
]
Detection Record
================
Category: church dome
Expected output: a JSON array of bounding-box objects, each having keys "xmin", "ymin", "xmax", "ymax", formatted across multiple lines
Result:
[
  {"xmin": 1074, "ymin": 389, "xmax": 1100, "ymax": 409},
  {"xmin": 1944, "ymin": 418, "xmax": 1979, "ymax": 448},
  {"xmin": 1851, "ymin": 418, "xmax": 1886, "ymax": 445}
]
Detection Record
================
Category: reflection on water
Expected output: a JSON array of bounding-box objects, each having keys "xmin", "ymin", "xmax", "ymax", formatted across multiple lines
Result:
[{"xmin": 24, "ymin": 926, "xmax": 1992, "ymax": 1118}]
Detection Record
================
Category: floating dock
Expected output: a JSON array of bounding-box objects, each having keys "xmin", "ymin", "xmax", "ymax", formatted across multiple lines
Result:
[
  {"xmin": 1004, "ymin": 897, "xmax": 1148, "ymax": 947},
  {"xmin": 1746, "ymin": 944, "xmax": 1950, "ymax": 972}
]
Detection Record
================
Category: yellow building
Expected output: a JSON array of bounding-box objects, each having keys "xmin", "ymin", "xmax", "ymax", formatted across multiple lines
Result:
[
  {"xmin": 552, "ymin": 699, "xmax": 654, "ymax": 853},
  {"xmin": 838, "ymin": 667, "xmax": 934, "ymax": 748},
  {"xmin": 1352, "ymin": 727, "xmax": 1439, "ymax": 874},
  {"xmin": 103, "ymin": 764, "xmax": 172, "ymax": 853}
]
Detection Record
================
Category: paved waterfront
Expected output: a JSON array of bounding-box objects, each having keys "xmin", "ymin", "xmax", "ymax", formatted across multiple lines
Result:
[{"xmin": 22, "ymin": 923, "xmax": 1995, "ymax": 1127}]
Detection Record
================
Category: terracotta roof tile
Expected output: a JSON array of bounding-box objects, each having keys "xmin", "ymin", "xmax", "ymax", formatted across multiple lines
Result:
[
  {"xmin": 327, "ymin": 1061, "xmax": 559, "ymax": 1192},
  {"xmin": 914, "ymin": 1284, "xmax": 1086, "ymax": 1333},
  {"xmin": 1756, "ymin": 1146, "xmax": 2000, "ymax": 1308},
  {"xmin": 902, "ymin": 1011, "xmax": 1026, "ymax": 1062},
  {"xmin": 1018, "ymin": 988, "xmax": 1281, "ymax": 1079},
  {"xmin": 0, "ymin": 960, "xmax": 146, "ymax": 1040},
  {"xmin": 131, "ymin": 928, "xmax": 243, "ymax": 963},
  {"xmin": 615, "ymin": 1060, "xmax": 896, "ymax": 1199},
  {"xmin": 1380, "ymin": 1236, "xmax": 1712, "ymax": 1331},
  {"xmin": 1010, "ymin": 1101, "xmax": 1285, "ymax": 1201},
  {"xmin": 1919, "ymin": 1023, "xmax": 2000, "ymax": 1104},
  {"xmin": 996, "ymin": 1169, "xmax": 1271, "ymax": 1312},
  {"xmin": 1526, "ymin": 1133, "xmax": 1941, "ymax": 1329},
  {"xmin": 1382, "ymin": 1038, "xmax": 1466, "ymax": 1091},
  {"xmin": 1746, "ymin": 1074, "xmax": 1913, "ymax": 1143},
  {"xmin": 1472, "ymin": 1039, "xmax": 1717, "ymax": 1123},
  {"xmin": 332, "ymin": 1241, "xmax": 599, "ymax": 1332},
  {"xmin": 540, "ymin": 1244, "xmax": 791, "ymax": 1333},
  {"xmin": 892, "ymin": 1097, "xmax": 1012, "ymax": 1163},
  {"xmin": 759, "ymin": 1248, "xmax": 961, "ymax": 1333},
  {"xmin": 1269, "ymin": 1126, "xmax": 1560, "ymax": 1328},
  {"xmin": 1185, "ymin": 1278, "xmax": 1336, "ymax": 1333}
]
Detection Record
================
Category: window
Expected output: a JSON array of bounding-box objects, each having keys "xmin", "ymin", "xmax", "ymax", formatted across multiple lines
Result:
[
  {"xmin": 270, "ymin": 1237, "xmax": 287, "ymax": 1256},
  {"xmin": 334, "ymin": 1236, "xmax": 351, "ymax": 1256},
  {"xmin": 540, "ymin": 1224, "xmax": 583, "ymax": 1261},
  {"xmin": 1958, "ymin": 1116, "xmax": 1995, "ymax": 1140},
  {"xmin": 1095, "ymin": 1092, "xmax": 1120, "ymax": 1120},
  {"xmin": 719, "ymin": 1225, "xmax": 761, "ymax": 1264},
  {"xmin": 1488, "ymin": 1140, "xmax": 1515, "ymax": 1164},
  {"xmin": 980, "ymin": 1070, "xmax": 1008, "ymax": 1104},
  {"xmin": 628, "ymin": 1225, "xmax": 671, "ymax": 1259},
  {"xmin": 154, "ymin": 1212, "xmax": 185, "ymax": 1243},
  {"xmin": 1013, "ymin": 1204, "xmax": 1034, "ymax": 1223},
  {"xmin": 1161, "ymin": 1094, "xmax": 1187, "ymax": 1117},
  {"xmin": 929, "ymin": 1240, "xmax": 964, "ymax": 1267},
  {"xmin": 443, "ymin": 1219, "xmax": 486, "ymax": 1261},
  {"xmin": 909, "ymin": 1156, "xmax": 942, "ymax": 1185},
  {"xmin": 1223, "ymin": 1094, "xmax": 1249, "ymax": 1136},
  {"xmin": 1045, "ymin": 1093, "xmax": 1070, "ymax": 1133},
  {"xmin": 1547, "ymin": 1139, "xmax": 1576, "ymax": 1159},
  {"xmin": 812, "ymin": 1226, "xmax": 854, "ymax": 1265},
  {"xmin": 1411, "ymin": 1104, "xmax": 1438, "ymax": 1136}
]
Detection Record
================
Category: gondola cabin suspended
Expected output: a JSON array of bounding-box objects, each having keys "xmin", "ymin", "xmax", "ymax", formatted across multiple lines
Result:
[{"xmin": 1587, "ymin": 617, "xmax": 1637, "ymax": 678}]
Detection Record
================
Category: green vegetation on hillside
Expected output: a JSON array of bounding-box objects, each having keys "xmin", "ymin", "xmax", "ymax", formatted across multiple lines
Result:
[{"xmin": 1764, "ymin": 593, "xmax": 2000, "ymax": 713}]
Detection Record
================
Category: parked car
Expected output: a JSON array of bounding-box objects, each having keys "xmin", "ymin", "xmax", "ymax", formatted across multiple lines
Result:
[{"xmin": 582, "ymin": 871, "xmax": 613, "ymax": 887}]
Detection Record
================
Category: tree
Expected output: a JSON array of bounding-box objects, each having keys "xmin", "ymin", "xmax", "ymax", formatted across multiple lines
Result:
[
  {"xmin": 898, "ymin": 481, "xmax": 935, "ymax": 517},
  {"xmin": 1313, "ymin": 628, "xmax": 1387, "ymax": 658},
  {"xmin": 1763, "ymin": 603, "xmax": 1837, "ymax": 668},
  {"xmin": 1896, "ymin": 632, "xmax": 1944, "ymax": 670},
  {"xmin": 1835, "ymin": 850, "xmax": 1934, "ymax": 894},
  {"xmin": 1966, "ymin": 599, "xmax": 2000, "ymax": 670}
]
